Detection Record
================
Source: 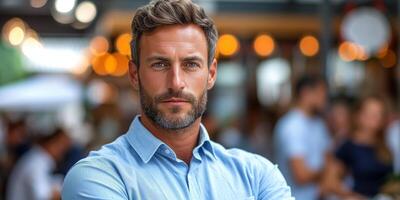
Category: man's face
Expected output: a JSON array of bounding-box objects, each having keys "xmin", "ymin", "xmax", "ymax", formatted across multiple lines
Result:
[
  {"xmin": 129, "ymin": 24, "xmax": 217, "ymax": 130},
  {"xmin": 310, "ymin": 83, "xmax": 327, "ymax": 113},
  {"xmin": 302, "ymin": 83, "xmax": 327, "ymax": 115}
]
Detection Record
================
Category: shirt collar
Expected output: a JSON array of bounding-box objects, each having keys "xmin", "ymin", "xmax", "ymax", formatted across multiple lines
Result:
[
  {"xmin": 126, "ymin": 116, "xmax": 164, "ymax": 163},
  {"xmin": 126, "ymin": 115, "xmax": 216, "ymax": 163},
  {"xmin": 196, "ymin": 123, "xmax": 216, "ymax": 160}
]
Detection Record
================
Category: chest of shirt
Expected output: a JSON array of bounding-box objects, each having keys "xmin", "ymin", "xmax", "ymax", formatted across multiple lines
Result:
[{"xmin": 120, "ymin": 155, "xmax": 256, "ymax": 200}]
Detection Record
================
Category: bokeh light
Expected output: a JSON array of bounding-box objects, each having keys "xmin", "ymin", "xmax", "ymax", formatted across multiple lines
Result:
[
  {"xmin": 355, "ymin": 45, "xmax": 369, "ymax": 61},
  {"xmin": 8, "ymin": 26, "xmax": 25, "ymax": 46},
  {"xmin": 338, "ymin": 41, "xmax": 358, "ymax": 62},
  {"xmin": 299, "ymin": 35, "xmax": 319, "ymax": 57},
  {"xmin": 253, "ymin": 34, "xmax": 275, "ymax": 57},
  {"xmin": 104, "ymin": 54, "xmax": 118, "ymax": 74},
  {"xmin": 111, "ymin": 53, "xmax": 129, "ymax": 76},
  {"xmin": 115, "ymin": 33, "xmax": 131, "ymax": 56},
  {"xmin": 2, "ymin": 18, "xmax": 26, "ymax": 46},
  {"xmin": 91, "ymin": 53, "xmax": 109, "ymax": 76},
  {"xmin": 217, "ymin": 34, "xmax": 239, "ymax": 57},
  {"xmin": 55, "ymin": 0, "xmax": 76, "ymax": 13},
  {"xmin": 21, "ymin": 37, "xmax": 44, "ymax": 60},
  {"xmin": 30, "ymin": 0, "xmax": 48, "ymax": 8},
  {"xmin": 89, "ymin": 36, "xmax": 109, "ymax": 56},
  {"xmin": 380, "ymin": 49, "xmax": 397, "ymax": 68},
  {"xmin": 376, "ymin": 44, "xmax": 389, "ymax": 59},
  {"xmin": 75, "ymin": 1, "xmax": 97, "ymax": 23}
]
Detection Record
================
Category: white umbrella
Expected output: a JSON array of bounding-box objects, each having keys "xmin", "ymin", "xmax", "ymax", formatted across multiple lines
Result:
[{"xmin": 0, "ymin": 75, "xmax": 82, "ymax": 112}]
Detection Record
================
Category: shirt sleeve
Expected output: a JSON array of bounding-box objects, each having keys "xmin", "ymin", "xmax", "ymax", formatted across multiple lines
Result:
[
  {"xmin": 254, "ymin": 155, "xmax": 294, "ymax": 200},
  {"xmin": 62, "ymin": 158, "xmax": 128, "ymax": 200}
]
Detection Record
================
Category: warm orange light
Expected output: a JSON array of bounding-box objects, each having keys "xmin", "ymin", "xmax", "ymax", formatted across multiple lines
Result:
[
  {"xmin": 381, "ymin": 50, "xmax": 397, "ymax": 68},
  {"xmin": 376, "ymin": 44, "xmax": 389, "ymax": 59},
  {"xmin": 89, "ymin": 36, "xmax": 109, "ymax": 56},
  {"xmin": 355, "ymin": 45, "xmax": 369, "ymax": 61},
  {"xmin": 299, "ymin": 35, "xmax": 319, "ymax": 57},
  {"xmin": 91, "ymin": 54, "xmax": 108, "ymax": 75},
  {"xmin": 253, "ymin": 34, "xmax": 274, "ymax": 57},
  {"xmin": 115, "ymin": 33, "xmax": 131, "ymax": 56},
  {"xmin": 111, "ymin": 53, "xmax": 129, "ymax": 76},
  {"xmin": 338, "ymin": 41, "xmax": 358, "ymax": 62},
  {"xmin": 105, "ymin": 54, "xmax": 117, "ymax": 74},
  {"xmin": 2, "ymin": 18, "xmax": 26, "ymax": 45},
  {"xmin": 217, "ymin": 34, "xmax": 239, "ymax": 56}
]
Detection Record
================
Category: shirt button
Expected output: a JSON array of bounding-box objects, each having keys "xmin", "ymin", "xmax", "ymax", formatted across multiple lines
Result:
[{"xmin": 164, "ymin": 149, "xmax": 171, "ymax": 154}]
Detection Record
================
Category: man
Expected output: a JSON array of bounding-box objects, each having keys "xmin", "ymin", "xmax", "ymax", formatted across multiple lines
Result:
[
  {"xmin": 7, "ymin": 128, "xmax": 71, "ymax": 200},
  {"xmin": 274, "ymin": 75, "xmax": 331, "ymax": 200},
  {"xmin": 62, "ymin": 0, "xmax": 292, "ymax": 199}
]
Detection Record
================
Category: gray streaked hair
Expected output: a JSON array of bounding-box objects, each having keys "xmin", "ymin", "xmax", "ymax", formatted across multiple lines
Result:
[{"xmin": 130, "ymin": 0, "xmax": 218, "ymax": 67}]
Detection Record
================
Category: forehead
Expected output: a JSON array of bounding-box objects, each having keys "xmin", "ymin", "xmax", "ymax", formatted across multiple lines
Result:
[{"xmin": 139, "ymin": 24, "xmax": 208, "ymax": 58}]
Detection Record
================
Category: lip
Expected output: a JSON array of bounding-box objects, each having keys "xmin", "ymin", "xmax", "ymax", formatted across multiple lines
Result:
[{"xmin": 161, "ymin": 98, "xmax": 189, "ymax": 104}]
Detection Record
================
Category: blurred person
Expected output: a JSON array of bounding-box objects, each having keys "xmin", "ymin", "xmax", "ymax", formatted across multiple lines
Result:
[
  {"xmin": 6, "ymin": 128, "xmax": 71, "ymax": 200},
  {"xmin": 327, "ymin": 97, "xmax": 352, "ymax": 148},
  {"xmin": 386, "ymin": 109, "xmax": 400, "ymax": 174},
  {"xmin": 62, "ymin": 0, "xmax": 292, "ymax": 199},
  {"xmin": 3, "ymin": 120, "xmax": 30, "ymax": 166},
  {"xmin": 0, "ymin": 120, "xmax": 30, "ymax": 200},
  {"xmin": 322, "ymin": 95, "xmax": 393, "ymax": 199},
  {"xmin": 274, "ymin": 75, "xmax": 331, "ymax": 200}
]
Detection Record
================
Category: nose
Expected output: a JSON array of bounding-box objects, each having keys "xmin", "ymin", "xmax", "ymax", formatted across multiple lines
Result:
[{"xmin": 167, "ymin": 63, "xmax": 185, "ymax": 91}]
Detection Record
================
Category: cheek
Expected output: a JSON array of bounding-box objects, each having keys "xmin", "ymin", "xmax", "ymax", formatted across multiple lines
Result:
[
  {"xmin": 139, "ymin": 70, "xmax": 165, "ymax": 91},
  {"xmin": 188, "ymin": 72, "xmax": 208, "ymax": 92},
  {"xmin": 362, "ymin": 112, "xmax": 382, "ymax": 128}
]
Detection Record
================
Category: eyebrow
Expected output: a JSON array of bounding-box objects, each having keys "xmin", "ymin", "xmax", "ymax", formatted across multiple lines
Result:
[
  {"xmin": 145, "ymin": 56, "xmax": 170, "ymax": 63},
  {"xmin": 182, "ymin": 56, "xmax": 204, "ymax": 63},
  {"xmin": 145, "ymin": 55, "xmax": 205, "ymax": 63}
]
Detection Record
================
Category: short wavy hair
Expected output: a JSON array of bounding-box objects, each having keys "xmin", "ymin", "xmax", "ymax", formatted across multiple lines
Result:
[{"xmin": 130, "ymin": 0, "xmax": 218, "ymax": 67}]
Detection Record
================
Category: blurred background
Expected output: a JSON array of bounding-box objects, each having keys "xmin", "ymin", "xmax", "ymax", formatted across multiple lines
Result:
[{"xmin": 0, "ymin": 0, "xmax": 399, "ymax": 199}]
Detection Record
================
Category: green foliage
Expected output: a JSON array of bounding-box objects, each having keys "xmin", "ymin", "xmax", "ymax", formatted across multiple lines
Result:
[{"xmin": 0, "ymin": 42, "xmax": 26, "ymax": 85}]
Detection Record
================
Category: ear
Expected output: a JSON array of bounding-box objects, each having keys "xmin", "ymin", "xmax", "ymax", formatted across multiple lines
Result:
[
  {"xmin": 128, "ymin": 60, "xmax": 139, "ymax": 90},
  {"xmin": 207, "ymin": 58, "xmax": 217, "ymax": 90}
]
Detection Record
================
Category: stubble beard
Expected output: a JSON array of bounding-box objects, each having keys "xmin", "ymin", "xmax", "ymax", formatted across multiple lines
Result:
[{"xmin": 139, "ymin": 80, "xmax": 207, "ymax": 131}]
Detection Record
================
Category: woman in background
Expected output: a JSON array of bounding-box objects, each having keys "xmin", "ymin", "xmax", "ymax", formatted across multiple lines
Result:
[{"xmin": 323, "ymin": 95, "xmax": 393, "ymax": 199}]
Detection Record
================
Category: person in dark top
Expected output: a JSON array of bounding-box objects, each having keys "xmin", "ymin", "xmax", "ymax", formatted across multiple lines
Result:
[{"xmin": 322, "ymin": 95, "xmax": 393, "ymax": 199}]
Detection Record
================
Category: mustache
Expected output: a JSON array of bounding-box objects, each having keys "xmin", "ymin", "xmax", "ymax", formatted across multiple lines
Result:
[{"xmin": 155, "ymin": 90, "xmax": 196, "ymax": 103}]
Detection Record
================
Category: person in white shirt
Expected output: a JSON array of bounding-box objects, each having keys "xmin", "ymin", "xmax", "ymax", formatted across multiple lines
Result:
[{"xmin": 6, "ymin": 128, "xmax": 71, "ymax": 200}]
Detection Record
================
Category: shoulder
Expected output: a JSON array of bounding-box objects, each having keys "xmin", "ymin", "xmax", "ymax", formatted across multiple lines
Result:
[
  {"xmin": 337, "ymin": 139, "xmax": 354, "ymax": 151},
  {"xmin": 62, "ymin": 135, "xmax": 135, "ymax": 199},
  {"xmin": 210, "ymin": 142, "xmax": 292, "ymax": 199},
  {"xmin": 211, "ymin": 141, "xmax": 280, "ymax": 177},
  {"xmin": 275, "ymin": 110, "xmax": 307, "ymax": 135}
]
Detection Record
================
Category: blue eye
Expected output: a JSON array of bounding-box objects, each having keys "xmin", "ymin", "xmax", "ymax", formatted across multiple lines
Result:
[
  {"xmin": 152, "ymin": 62, "xmax": 168, "ymax": 69},
  {"xmin": 184, "ymin": 62, "xmax": 200, "ymax": 69}
]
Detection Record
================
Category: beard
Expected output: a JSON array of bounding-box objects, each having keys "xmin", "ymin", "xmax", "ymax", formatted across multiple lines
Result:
[{"xmin": 139, "ymin": 81, "xmax": 207, "ymax": 130}]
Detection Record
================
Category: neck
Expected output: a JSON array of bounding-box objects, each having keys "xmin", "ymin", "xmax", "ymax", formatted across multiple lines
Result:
[
  {"xmin": 140, "ymin": 115, "xmax": 201, "ymax": 164},
  {"xmin": 40, "ymin": 144, "xmax": 57, "ymax": 162},
  {"xmin": 296, "ymin": 101, "xmax": 313, "ymax": 117},
  {"xmin": 353, "ymin": 129, "xmax": 376, "ymax": 145}
]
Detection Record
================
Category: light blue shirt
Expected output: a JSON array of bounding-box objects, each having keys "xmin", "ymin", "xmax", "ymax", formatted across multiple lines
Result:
[
  {"xmin": 274, "ymin": 109, "xmax": 330, "ymax": 200},
  {"xmin": 62, "ymin": 116, "xmax": 292, "ymax": 200}
]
